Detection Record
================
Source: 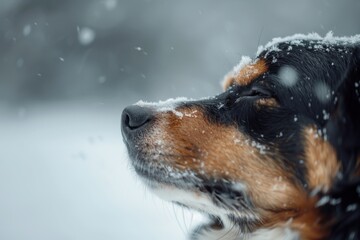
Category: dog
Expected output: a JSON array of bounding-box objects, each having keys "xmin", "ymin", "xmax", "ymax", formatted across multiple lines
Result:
[{"xmin": 121, "ymin": 32, "xmax": 360, "ymax": 240}]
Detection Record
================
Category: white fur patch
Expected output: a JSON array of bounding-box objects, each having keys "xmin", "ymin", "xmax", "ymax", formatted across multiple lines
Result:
[
  {"xmin": 149, "ymin": 184, "xmax": 299, "ymax": 240},
  {"xmin": 249, "ymin": 227, "xmax": 300, "ymax": 240},
  {"xmin": 150, "ymin": 185, "xmax": 229, "ymax": 216},
  {"xmin": 149, "ymin": 183, "xmax": 258, "ymax": 220},
  {"xmin": 193, "ymin": 217, "xmax": 241, "ymax": 240},
  {"xmin": 195, "ymin": 226, "xmax": 299, "ymax": 240}
]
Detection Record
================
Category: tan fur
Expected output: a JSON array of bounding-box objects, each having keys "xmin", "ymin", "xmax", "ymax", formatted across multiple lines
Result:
[
  {"xmin": 147, "ymin": 107, "xmax": 302, "ymax": 214},
  {"xmin": 260, "ymin": 195, "xmax": 328, "ymax": 240},
  {"xmin": 303, "ymin": 127, "xmax": 340, "ymax": 190},
  {"xmin": 223, "ymin": 59, "xmax": 268, "ymax": 90},
  {"xmin": 143, "ymin": 110, "xmax": 338, "ymax": 239},
  {"xmin": 255, "ymin": 98, "xmax": 278, "ymax": 108}
]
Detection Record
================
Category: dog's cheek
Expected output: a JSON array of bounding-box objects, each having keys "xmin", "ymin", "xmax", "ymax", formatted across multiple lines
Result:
[{"xmin": 153, "ymin": 107, "xmax": 305, "ymax": 209}]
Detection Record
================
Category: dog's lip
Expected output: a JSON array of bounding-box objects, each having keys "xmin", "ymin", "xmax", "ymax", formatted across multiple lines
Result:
[
  {"xmin": 125, "ymin": 146, "xmax": 202, "ymax": 184},
  {"xmin": 126, "ymin": 147, "xmax": 254, "ymax": 215},
  {"xmin": 129, "ymin": 152, "xmax": 247, "ymax": 194},
  {"xmin": 132, "ymin": 161, "xmax": 203, "ymax": 188},
  {"xmin": 133, "ymin": 159, "xmax": 248, "ymax": 197}
]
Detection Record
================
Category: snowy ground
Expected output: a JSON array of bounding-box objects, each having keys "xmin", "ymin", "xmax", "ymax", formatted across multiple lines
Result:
[{"xmin": 0, "ymin": 101, "xmax": 201, "ymax": 240}]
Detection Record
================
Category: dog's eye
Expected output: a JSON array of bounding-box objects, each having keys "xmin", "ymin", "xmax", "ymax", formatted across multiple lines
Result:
[
  {"xmin": 244, "ymin": 86, "xmax": 272, "ymax": 98},
  {"xmin": 223, "ymin": 86, "xmax": 272, "ymax": 108}
]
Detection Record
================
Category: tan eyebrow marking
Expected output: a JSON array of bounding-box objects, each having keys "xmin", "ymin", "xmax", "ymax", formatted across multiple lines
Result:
[
  {"xmin": 255, "ymin": 98, "xmax": 278, "ymax": 108},
  {"xmin": 223, "ymin": 59, "xmax": 268, "ymax": 90}
]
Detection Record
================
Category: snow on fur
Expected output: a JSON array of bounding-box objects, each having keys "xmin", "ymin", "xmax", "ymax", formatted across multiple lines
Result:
[
  {"xmin": 221, "ymin": 56, "xmax": 253, "ymax": 88},
  {"xmin": 136, "ymin": 97, "xmax": 190, "ymax": 118},
  {"xmin": 256, "ymin": 32, "xmax": 360, "ymax": 56}
]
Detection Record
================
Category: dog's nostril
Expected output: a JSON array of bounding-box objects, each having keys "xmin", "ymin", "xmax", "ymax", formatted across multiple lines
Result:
[
  {"xmin": 124, "ymin": 112, "xmax": 131, "ymax": 128},
  {"xmin": 122, "ymin": 105, "xmax": 153, "ymax": 130}
]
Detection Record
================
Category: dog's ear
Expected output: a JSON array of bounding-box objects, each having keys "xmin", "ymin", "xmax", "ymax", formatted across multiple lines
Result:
[{"xmin": 326, "ymin": 44, "xmax": 360, "ymax": 174}]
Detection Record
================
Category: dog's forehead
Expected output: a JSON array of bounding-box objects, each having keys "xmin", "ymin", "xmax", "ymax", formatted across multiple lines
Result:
[
  {"xmin": 223, "ymin": 33, "xmax": 360, "ymax": 91},
  {"xmin": 222, "ymin": 58, "xmax": 268, "ymax": 90}
]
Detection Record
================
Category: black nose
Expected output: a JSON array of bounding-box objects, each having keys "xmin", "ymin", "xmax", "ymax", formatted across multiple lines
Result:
[{"xmin": 121, "ymin": 105, "xmax": 153, "ymax": 137}]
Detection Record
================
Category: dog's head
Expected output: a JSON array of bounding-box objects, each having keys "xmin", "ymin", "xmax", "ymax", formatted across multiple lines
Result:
[{"xmin": 121, "ymin": 33, "xmax": 360, "ymax": 239}]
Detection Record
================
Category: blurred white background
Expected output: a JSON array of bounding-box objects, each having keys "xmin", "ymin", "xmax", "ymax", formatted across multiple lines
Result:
[{"xmin": 0, "ymin": 0, "xmax": 359, "ymax": 239}]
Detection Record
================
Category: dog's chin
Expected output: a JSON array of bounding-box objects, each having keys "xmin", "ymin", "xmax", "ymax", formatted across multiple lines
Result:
[
  {"xmin": 142, "ymin": 177, "xmax": 263, "ymax": 240},
  {"xmin": 128, "ymin": 150, "xmax": 260, "ymax": 232},
  {"xmin": 133, "ymin": 160, "xmax": 259, "ymax": 221},
  {"xmin": 148, "ymin": 182, "xmax": 240, "ymax": 218}
]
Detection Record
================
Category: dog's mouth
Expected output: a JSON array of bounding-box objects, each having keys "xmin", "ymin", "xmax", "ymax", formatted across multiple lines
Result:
[
  {"xmin": 130, "ymin": 151, "xmax": 202, "ymax": 188},
  {"xmin": 126, "ymin": 146, "xmax": 259, "ymax": 226},
  {"xmin": 123, "ymin": 138, "xmax": 200, "ymax": 184}
]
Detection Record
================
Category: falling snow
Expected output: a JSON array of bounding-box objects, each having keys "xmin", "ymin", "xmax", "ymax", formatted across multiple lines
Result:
[
  {"xmin": 78, "ymin": 27, "xmax": 96, "ymax": 45},
  {"xmin": 23, "ymin": 24, "xmax": 32, "ymax": 36},
  {"xmin": 316, "ymin": 196, "xmax": 330, "ymax": 207},
  {"xmin": 346, "ymin": 204, "xmax": 358, "ymax": 212},
  {"xmin": 16, "ymin": 58, "xmax": 24, "ymax": 68},
  {"xmin": 276, "ymin": 132, "xmax": 283, "ymax": 138},
  {"xmin": 322, "ymin": 110, "xmax": 330, "ymax": 120},
  {"xmin": 329, "ymin": 198, "xmax": 341, "ymax": 205},
  {"xmin": 278, "ymin": 65, "xmax": 298, "ymax": 87},
  {"xmin": 98, "ymin": 76, "xmax": 106, "ymax": 84},
  {"xmin": 104, "ymin": 0, "xmax": 117, "ymax": 10},
  {"xmin": 314, "ymin": 82, "xmax": 331, "ymax": 103}
]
